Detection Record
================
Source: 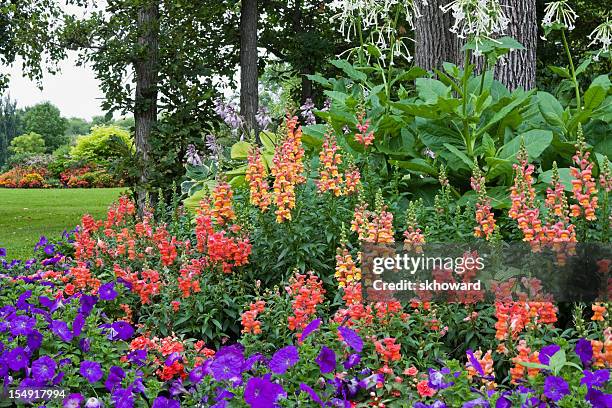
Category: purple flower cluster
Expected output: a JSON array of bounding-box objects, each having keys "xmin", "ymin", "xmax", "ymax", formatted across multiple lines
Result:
[
  {"xmin": 214, "ymin": 98, "xmax": 243, "ymax": 130},
  {"xmin": 300, "ymin": 98, "xmax": 317, "ymax": 125}
]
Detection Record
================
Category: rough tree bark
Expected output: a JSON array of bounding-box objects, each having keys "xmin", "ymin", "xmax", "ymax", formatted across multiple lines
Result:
[
  {"xmin": 134, "ymin": 0, "xmax": 159, "ymax": 211},
  {"xmin": 240, "ymin": 0, "xmax": 259, "ymax": 142},
  {"xmin": 414, "ymin": 0, "xmax": 461, "ymax": 72},
  {"xmin": 495, "ymin": 0, "xmax": 537, "ymax": 90}
]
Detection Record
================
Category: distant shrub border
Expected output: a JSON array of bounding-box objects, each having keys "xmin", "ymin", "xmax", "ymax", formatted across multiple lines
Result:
[{"xmin": 0, "ymin": 164, "xmax": 123, "ymax": 189}]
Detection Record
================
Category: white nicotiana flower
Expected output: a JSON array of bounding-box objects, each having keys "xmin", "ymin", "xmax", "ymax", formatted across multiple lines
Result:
[
  {"xmin": 588, "ymin": 19, "xmax": 612, "ymax": 61},
  {"xmin": 542, "ymin": 1, "xmax": 578, "ymax": 31},
  {"xmin": 329, "ymin": 0, "xmax": 425, "ymax": 62},
  {"xmin": 440, "ymin": 0, "xmax": 510, "ymax": 56}
]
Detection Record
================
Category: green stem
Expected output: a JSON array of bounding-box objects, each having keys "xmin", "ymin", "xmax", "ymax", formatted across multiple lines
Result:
[
  {"xmin": 384, "ymin": 6, "xmax": 402, "ymax": 100},
  {"xmin": 462, "ymin": 50, "xmax": 473, "ymax": 156},
  {"xmin": 478, "ymin": 58, "xmax": 488, "ymax": 96},
  {"xmin": 561, "ymin": 29, "xmax": 581, "ymax": 112},
  {"xmin": 357, "ymin": 16, "xmax": 365, "ymax": 66}
]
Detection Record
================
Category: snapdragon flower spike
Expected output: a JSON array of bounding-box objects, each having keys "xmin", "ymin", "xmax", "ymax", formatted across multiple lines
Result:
[
  {"xmin": 245, "ymin": 147, "xmax": 272, "ymax": 211},
  {"xmin": 570, "ymin": 127, "xmax": 598, "ymax": 221},
  {"xmin": 471, "ymin": 165, "xmax": 496, "ymax": 240},
  {"xmin": 542, "ymin": 0, "xmax": 578, "ymax": 31}
]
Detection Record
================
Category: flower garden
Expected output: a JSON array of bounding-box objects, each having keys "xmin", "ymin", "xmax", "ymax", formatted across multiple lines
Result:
[{"xmin": 1, "ymin": 0, "xmax": 612, "ymax": 407}]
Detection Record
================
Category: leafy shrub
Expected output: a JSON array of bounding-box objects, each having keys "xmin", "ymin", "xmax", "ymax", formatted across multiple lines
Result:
[
  {"xmin": 70, "ymin": 125, "xmax": 133, "ymax": 164},
  {"xmin": 8, "ymin": 132, "xmax": 46, "ymax": 155}
]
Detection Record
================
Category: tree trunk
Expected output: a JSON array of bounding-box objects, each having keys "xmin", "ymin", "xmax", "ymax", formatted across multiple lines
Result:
[
  {"xmin": 134, "ymin": 0, "xmax": 159, "ymax": 212},
  {"xmin": 240, "ymin": 0, "xmax": 259, "ymax": 142},
  {"xmin": 414, "ymin": 0, "xmax": 461, "ymax": 72},
  {"xmin": 495, "ymin": 0, "xmax": 537, "ymax": 90}
]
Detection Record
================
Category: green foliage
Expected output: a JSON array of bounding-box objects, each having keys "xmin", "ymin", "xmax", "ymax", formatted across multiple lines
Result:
[
  {"xmin": 22, "ymin": 102, "xmax": 68, "ymax": 152},
  {"xmin": 8, "ymin": 132, "xmax": 46, "ymax": 155},
  {"xmin": 0, "ymin": 95, "xmax": 23, "ymax": 167},
  {"xmin": 64, "ymin": 117, "xmax": 91, "ymax": 138},
  {"xmin": 70, "ymin": 125, "xmax": 132, "ymax": 164}
]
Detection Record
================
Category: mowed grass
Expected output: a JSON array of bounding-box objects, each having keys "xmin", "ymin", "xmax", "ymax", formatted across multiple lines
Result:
[{"xmin": 0, "ymin": 188, "xmax": 125, "ymax": 261}]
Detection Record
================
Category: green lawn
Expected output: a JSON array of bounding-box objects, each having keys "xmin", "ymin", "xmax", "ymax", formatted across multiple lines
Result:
[{"xmin": 0, "ymin": 188, "xmax": 125, "ymax": 261}]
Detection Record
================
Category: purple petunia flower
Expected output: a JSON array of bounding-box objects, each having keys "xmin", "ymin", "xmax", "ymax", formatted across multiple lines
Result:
[
  {"xmin": 10, "ymin": 315, "xmax": 36, "ymax": 336},
  {"xmin": 99, "ymin": 282, "xmax": 118, "ymax": 301},
  {"xmin": 112, "ymin": 387, "xmax": 134, "ymax": 408},
  {"xmin": 32, "ymin": 356, "xmax": 57, "ymax": 382},
  {"xmin": 63, "ymin": 393, "xmax": 84, "ymax": 408},
  {"xmin": 338, "ymin": 326, "xmax": 363, "ymax": 352},
  {"xmin": 72, "ymin": 314, "xmax": 85, "ymax": 338},
  {"xmin": 165, "ymin": 352, "xmax": 182, "ymax": 367},
  {"xmin": 301, "ymin": 319, "xmax": 321, "ymax": 341},
  {"xmin": 152, "ymin": 396, "xmax": 179, "ymax": 408},
  {"xmin": 79, "ymin": 294, "xmax": 98, "ymax": 316},
  {"xmin": 269, "ymin": 346, "xmax": 299, "ymax": 374},
  {"xmin": 109, "ymin": 321, "xmax": 134, "ymax": 341},
  {"xmin": 105, "ymin": 365, "xmax": 125, "ymax": 392},
  {"xmin": 35, "ymin": 236, "xmax": 48, "ymax": 251},
  {"xmin": 79, "ymin": 338, "xmax": 91, "ymax": 353},
  {"xmin": 128, "ymin": 349, "xmax": 147, "ymax": 366},
  {"xmin": 415, "ymin": 402, "xmax": 448, "ymax": 408},
  {"xmin": 299, "ymin": 383, "xmax": 322, "ymax": 404},
  {"xmin": 25, "ymin": 330, "xmax": 41, "ymax": 352},
  {"xmin": 16, "ymin": 290, "xmax": 33, "ymax": 311},
  {"xmin": 467, "ymin": 349, "xmax": 485, "ymax": 376},
  {"xmin": 43, "ymin": 244, "xmax": 55, "ymax": 256},
  {"xmin": 189, "ymin": 365, "xmax": 206, "ymax": 384},
  {"xmin": 462, "ymin": 398, "xmax": 489, "ymax": 408},
  {"xmin": 80, "ymin": 360, "xmax": 103, "ymax": 383},
  {"xmin": 244, "ymin": 374, "xmax": 287, "ymax": 408},
  {"xmin": 315, "ymin": 346, "xmax": 337, "ymax": 374},
  {"xmin": 6, "ymin": 347, "xmax": 29, "ymax": 371},
  {"xmin": 539, "ymin": 344, "xmax": 561, "ymax": 365},
  {"xmin": 586, "ymin": 387, "xmax": 612, "ymax": 408},
  {"xmin": 343, "ymin": 353, "xmax": 361, "ymax": 370},
  {"xmin": 210, "ymin": 346, "xmax": 245, "ymax": 381},
  {"xmin": 576, "ymin": 338, "xmax": 593, "ymax": 367},
  {"xmin": 243, "ymin": 353, "xmax": 266, "ymax": 371},
  {"xmin": 50, "ymin": 320, "xmax": 73, "ymax": 342},
  {"xmin": 543, "ymin": 376, "xmax": 570, "ymax": 402},
  {"xmin": 0, "ymin": 248, "xmax": 6, "ymax": 257},
  {"xmin": 428, "ymin": 368, "xmax": 453, "ymax": 390},
  {"xmin": 581, "ymin": 369, "xmax": 610, "ymax": 388},
  {"xmin": 85, "ymin": 397, "xmax": 102, "ymax": 408}
]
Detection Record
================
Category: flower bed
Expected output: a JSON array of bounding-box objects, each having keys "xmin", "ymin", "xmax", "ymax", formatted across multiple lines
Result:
[{"xmin": 1, "ymin": 113, "xmax": 611, "ymax": 407}]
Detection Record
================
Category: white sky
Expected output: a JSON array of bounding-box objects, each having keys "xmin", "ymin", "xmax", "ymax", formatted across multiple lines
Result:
[{"xmin": 5, "ymin": 54, "xmax": 106, "ymax": 121}]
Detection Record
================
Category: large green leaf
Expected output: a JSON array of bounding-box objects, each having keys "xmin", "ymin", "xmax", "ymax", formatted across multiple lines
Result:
[
  {"xmin": 415, "ymin": 78, "xmax": 451, "ymax": 104},
  {"xmin": 584, "ymin": 85, "xmax": 607, "ymax": 111},
  {"xmin": 330, "ymin": 59, "xmax": 367, "ymax": 82},
  {"xmin": 538, "ymin": 167, "xmax": 573, "ymax": 192},
  {"xmin": 260, "ymin": 131, "xmax": 277, "ymax": 152},
  {"xmin": 391, "ymin": 101, "xmax": 440, "ymax": 119},
  {"xmin": 230, "ymin": 141, "xmax": 252, "ymax": 160},
  {"xmin": 443, "ymin": 143, "xmax": 473, "ymax": 168},
  {"xmin": 477, "ymin": 90, "xmax": 533, "ymax": 137},
  {"xmin": 537, "ymin": 91, "xmax": 565, "ymax": 128},
  {"xmin": 457, "ymin": 186, "xmax": 511, "ymax": 209},
  {"xmin": 389, "ymin": 159, "xmax": 438, "ymax": 176},
  {"xmin": 498, "ymin": 130, "xmax": 553, "ymax": 162}
]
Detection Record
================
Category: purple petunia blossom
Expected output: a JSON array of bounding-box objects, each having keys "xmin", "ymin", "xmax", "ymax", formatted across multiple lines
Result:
[
  {"xmin": 72, "ymin": 314, "xmax": 85, "ymax": 338},
  {"xmin": 243, "ymin": 353, "xmax": 266, "ymax": 371},
  {"xmin": 10, "ymin": 315, "xmax": 36, "ymax": 336},
  {"xmin": 85, "ymin": 397, "xmax": 102, "ymax": 408},
  {"xmin": 576, "ymin": 338, "xmax": 593, "ymax": 367},
  {"xmin": 244, "ymin": 375, "xmax": 287, "ymax": 408},
  {"xmin": 586, "ymin": 387, "xmax": 612, "ymax": 408},
  {"xmin": 128, "ymin": 349, "xmax": 147, "ymax": 366},
  {"xmin": 210, "ymin": 346, "xmax": 245, "ymax": 381},
  {"xmin": 338, "ymin": 326, "xmax": 363, "ymax": 352},
  {"xmin": 543, "ymin": 376, "xmax": 570, "ymax": 402},
  {"xmin": 301, "ymin": 318, "xmax": 321, "ymax": 341},
  {"xmin": 105, "ymin": 365, "xmax": 125, "ymax": 392},
  {"xmin": 109, "ymin": 321, "xmax": 134, "ymax": 341},
  {"xmin": 539, "ymin": 344, "xmax": 561, "ymax": 365},
  {"xmin": 99, "ymin": 282, "xmax": 118, "ymax": 301},
  {"xmin": 6, "ymin": 347, "xmax": 29, "ymax": 371},
  {"xmin": 269, "ymin": 346, "xmax": 299, "ymax": 374},
  {"xmin": 16, "ymin": 290, "xmax": 33, "ymax": 311},
  {"xmin": 43, "ymin": 244, "xmax": 55, "ymax": 256},
  {"xmin": 26, "ymin": 330, "xmax": 42, "ymax": 352},
  {"xmin": 80, "ymin": 360, "xmax": 103, "ymax": 383},
  {"xmin": 165, "ymin": 352, "xmax": 182, "ymax": 367},
  {"xmin": 79, "ymin": 338, "xmax": 91, "ymax": 353},
  {"xmin": 467, "ymin": 349, "xmax": 485, "ymax": 376},
  {"xmin": 428, "ymin": 368, "xmax": 453, "ymax": 390},
  {"xmin": 63, "ymin": 393, "xmax": 84, "ymax": 408},
  {"xmin": 50, "ymin": 320, "xmax": 74, "ymax": 342},
  {"xmin": 415, "ymin": 402, "xmax": 448, "ymax": 408},
  {"xmin": 462, "ymin": 398, "xmax": 489, "ymax": 408},
  {"xmin": 189, "ymin": 365, "xmax": 206, "ymax": 384},
  {"xmin": 112, "ymin": 387, "xmax": 134, "ymax": 408},
  {"xmin": 343, "ymin": 353, "xmax": 361, "ymax": 370},
  {"xmin": 315, "ymin": 346, "xmax": 337, "ymax": 374},
  {"xmin": 581, "ymin": 369, "xmax": 610, "ymax": 388},
  {"xmin": 79, "ymin": 294, "xmax": 98, "ymax": 316},
  {"xmin": 299, "ymin": 383, "xmax": 322, "ymax": 404},
  {"xmin": 152, "ymin": 396, "xmax": 179, "ymax": 408},
  {"xmin": 0, "ymin": 248, "xmax": 6, "ymax": 257},
  {"xmin": 32, "ymin": 356, "xmax": 57, "ymax": 382}
]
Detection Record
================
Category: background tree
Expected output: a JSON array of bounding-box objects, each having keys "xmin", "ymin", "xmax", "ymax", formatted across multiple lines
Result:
[
  {"xmin": 0, "ymin": 95, "xmax": 23, "ymax": 166},
  {"xmin": 22, "ymin": 102, "xmax": 68, "ymax": 152},
  {"xmin": 8, "ymin": 132, "xmax": 46, "ymax": 155},
  {"xmin": 414, "ymin": 0, "xmax": 461, "ymax": 72},
  {"xmin": 65, "ymin": 117, "xmax": 91, "ymax": 139},
  {"xmin": 240, "ymin": 0, "xmax": 259, "ymax": 138}
]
